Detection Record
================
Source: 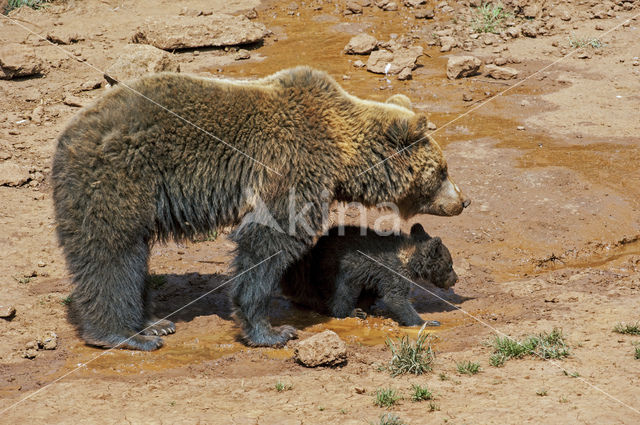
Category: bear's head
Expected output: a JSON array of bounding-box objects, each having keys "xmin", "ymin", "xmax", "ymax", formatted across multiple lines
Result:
[
  {"xmin": 381, "ymin": 96, "xmax": 470, "ymax": 218},
  {"xmin": 406, "ymin": 223, "xmax": 458, "ymax": 290}
]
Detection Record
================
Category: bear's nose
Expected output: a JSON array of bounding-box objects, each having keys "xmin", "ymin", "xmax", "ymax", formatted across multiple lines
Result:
[{"xmin": 462, "ymin": 197, "xmax": 471, "ymax": 209}]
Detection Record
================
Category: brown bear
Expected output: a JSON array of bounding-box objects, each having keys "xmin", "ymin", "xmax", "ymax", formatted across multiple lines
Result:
[
  {"xmin": 52, "ymin": 66, "xmax": 470, "ymax": 350},
  {"xmin": 280, "ymin": 223, "xmax": 457, "ymax": 326}
]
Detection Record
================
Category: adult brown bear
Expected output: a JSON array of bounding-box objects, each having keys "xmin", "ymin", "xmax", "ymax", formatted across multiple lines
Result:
[{"xmin": 52, "ymin": 66, "xmax": 469, "ymax": 350}]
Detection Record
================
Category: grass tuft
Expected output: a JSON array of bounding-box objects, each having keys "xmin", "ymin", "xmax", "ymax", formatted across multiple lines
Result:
[
  {"xmin": 613, "ymin": 322, "xmax": 640, "ymax": 335},
  {"xmin": 490, "ymin": 328, "xmax": 570, "ymax": 366},
  {"xmin": 385, "ymin": 329, "xmax": 436, "ymax": 377},
  {"xmin": 410, "ymin": 384, "xmax": 433, "ymax": 402},
  {"xmin": 536, "ymin": 388, "xmax": 548, "ymax": 397},
  {"xmin": 568, "ymin": 35, "xmax": 603, "ymax": 49},
  {"xmin": 456, "ymin": 361, "xmax": 481, "ymax": 375},
  {"xmin": 471, "ymin": 2, "xmax": 511, "ymax": 33},
  {"xmin": 6, "ymin": 0, "xmax": 49, "ymax": 13},
  {"xmin": 275, "ymin": 381, "xmax": 292, "ymax": 392},
  {"xmin": 371, "ymin": 413, "xmax": 407, "ymax": 425},
  {"xmin": 374, "ymin": 388, "xmax": 401, "ymax": 408}
]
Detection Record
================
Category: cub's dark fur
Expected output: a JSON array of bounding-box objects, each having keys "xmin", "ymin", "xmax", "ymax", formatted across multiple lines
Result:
[
  {"xmin": 52, "ymin": 66, "xmax": 469, "ymax": 350},
  {"xmin": 280, "ymin": 224, "xmax": 458, "ymax": 326}
]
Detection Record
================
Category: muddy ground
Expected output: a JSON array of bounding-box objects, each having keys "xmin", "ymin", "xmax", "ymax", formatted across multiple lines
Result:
[{"xmin": 1, "ymin": 0, "xmax": 640, "ymax": 423}]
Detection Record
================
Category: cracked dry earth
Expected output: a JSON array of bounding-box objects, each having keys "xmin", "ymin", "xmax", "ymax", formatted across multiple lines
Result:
[{"xmin": 1, "ymin": 0, "xmax": 640, "ymax": 423}]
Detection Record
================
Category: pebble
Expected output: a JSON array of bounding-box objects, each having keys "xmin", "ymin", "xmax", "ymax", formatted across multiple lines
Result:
[
  {"xmin": 517, "ymin": 126, "xmax": 525, "ymax": 131},
  {"xmin": 0, "ymin": 305, "xmax": 16, "ymax": 319}
]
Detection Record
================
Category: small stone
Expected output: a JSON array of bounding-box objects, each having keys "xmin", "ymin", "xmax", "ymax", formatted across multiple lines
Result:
[
  {"xmin": 633, "ymin": 61, "xmax": 640, "ymax": 67},
  {"xmin": 595, "ymin": 23, "xmax": 605, "ymax": 31},
  {"xmin": 414, "ymin": 8, "xmax": 434, "ymax": 19},
  {"xmin": 63, "ymin": 94, "xmax": 84, "ymax": 107},
  {"xmin": 446, "ymin": 55, "xmax": 482, "ymax": 79},
  {"xmin": 485, "ymin": 64, "xmax": 518, "ymax": 80},
  {"xmin": 46, "ymin": 30, "xmax": 84, "ymax": 45},
  {"xmin": 383, "ymin": 1, "xmax": 398, "ymax": 11},
  {"xmin": 0, "ymin": 44, "xmax": 44, "ymax": 80},
  {"xmin": 104, "ymin": 44, "xmax": 180, "ymax": 85},
  {"xmin": 25, "ymin": 341, "xmax": 37, "ymax": 350},
  {"xmin": 523, "ymin": 4, "xmax": 539, "ymax": 18},
  {"xmin": 576, "ymin": 50, "xmax": 591, "ymax": 59},
  {"xmin": 80, "ymin": 79, "xmax": 102, "ymax": 91},
  {"xmin": 345, "ymin": 1, "xmax": 363, "ymax": 14},
  {"xmin": 462, "ymin": 92, "xmax": 473, "ymax": 102},
  {"xmin": 245, "ymin": 8, "xmax": 258, "ymax": 19},
  {"xmin": 353, "ymin": 59, "xmax": 366, "ymax": 68},
  {"xmin": 0, "ymin": 162, "xmax": 30, "ymax": 187},
  {"xmin": 494, "ymin": 57, "xmax": 507, "ymax": 66},
  {"xmin": 37, "ymin": 260, "xmax": 46, "ymax": 268},
  {"xmin": 521, "ymin": 23, "xmax": 538, "ymax": 38},
  {"xmin": 38, "ymin": 331, "xmax": 58, "ymax": 350},
  {"xmin": 294, "ymin": 330, "xmax": 347, "ymax": 367},
  {"xmin": 427, "ymin": 121, "xmax": 437, "ymax": 130},
  {"xmin": 439, "ymin": 36, "xmax": 457, "ymax": 52},
  {"xmin": 22, "ymin": 349, "xmax": 37, "ymax": 359},
  {"xmin": 517, "ymin": 125, "xmax": 525, "ymax": 131},
  {"xmin": 344, "ymin": 34, "xmax": 378, "ymax": 55},
  {"xmin": 403, "ymin": 0, "xmax": 425, "ymax": 7},
  {"xmin": 235, "ymin": 49, "xmax": 251, "ymax": 60},
  {"xmin": 397, "ymin": 67, "xmax": 412, "ymax": 80},
  {"xmin": 0, "ymin": 305, "xmax": 16, "ymax": 319},
  {"xmin": 506, "ymin": 27, "xmax": 520, "ymax": 38},
  {"xmin": 367, "ymin": 49, "xmax": 394, "ymax": 74}
]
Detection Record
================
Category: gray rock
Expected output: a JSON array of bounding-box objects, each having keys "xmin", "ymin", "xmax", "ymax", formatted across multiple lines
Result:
[
  {"xmin": 344, "ymin": 34, "xmax": 378, "ymax": 55},
  {"xmin": 0, "ymin": 305, "xmax": 16, "ymax": 319},
  {"xmin": 485, "ymin": 64, "xmax": 518, "ymax": 79},
  {"xmin": 131, "ymin": 14, "xmax": 268, "ymax": 50},
  {"xmin": 294, "ymin": 330, "xmax": 347, "ymax": 367},
  {"xmin": 446, "ymin": 55, "xmax": 482, "ymax": 79},
  {"xmin": 0, "ymin": 44, "xmax": 44, "ymax": 80},
  {"xmin": 0, "ymin": 162, "xmax": 30, "ymax": 186},
  {"xmin": 104, "ymin": 44, "xmax": 180, "ymax": 85}
]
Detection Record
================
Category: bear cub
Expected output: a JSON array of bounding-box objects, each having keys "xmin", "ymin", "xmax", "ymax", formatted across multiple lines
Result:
[{"xmin": 280, "ymin": 223, "xmax": 458, "ymax": 326}]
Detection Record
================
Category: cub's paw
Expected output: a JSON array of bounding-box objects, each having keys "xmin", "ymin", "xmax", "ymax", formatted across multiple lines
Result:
[
  {"xmin": 350, "ymin": 308, "xmax": 368, "ymax": 320},
  {"xmin": 85, "ymin": 334, "xmax": 164, "ymax": 351},
  {"xmin": 244, "ymin": 325, "xmax": 298, "ymax": 347},
  {"xmin": 143, "ymin": 319, "xmax": 176, "ymax": 336}
]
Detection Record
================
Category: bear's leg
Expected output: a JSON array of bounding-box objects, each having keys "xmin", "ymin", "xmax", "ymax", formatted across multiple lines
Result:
[
  {"xmin": 142, "ymin": 282, "xmax": 176, "ymax": 336},
  {"xmin": 329, "ymin": 274, "xmax": 362, "ymax": 318},
  {"xmin": 381, "ymin": 278, "xmax": 425, "ymax": 327},
  {"xmin": 69, "ymin": 240, "xmax": 163, "ymax": 350},
  {"xmin": 230, "ymin": 224, "xmax": 308, "ymax": 347}
]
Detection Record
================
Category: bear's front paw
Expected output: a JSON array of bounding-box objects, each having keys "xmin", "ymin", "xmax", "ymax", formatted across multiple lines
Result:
[
  {"xmin": 143, "ymin": 318, "xmax": 176, "ymax": 336},
  {"xmin": 244, "ymin": 324, "xmax": 298, "ymax": 347}
]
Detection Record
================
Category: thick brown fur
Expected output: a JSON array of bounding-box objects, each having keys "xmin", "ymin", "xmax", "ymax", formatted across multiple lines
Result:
[
  {"xmin": 52, "ymin": 66, "xmax": 468, "ymax": 350},
  {"xmin": 280, "ymin": 224, "xmax": 458, "ymax": 326}
]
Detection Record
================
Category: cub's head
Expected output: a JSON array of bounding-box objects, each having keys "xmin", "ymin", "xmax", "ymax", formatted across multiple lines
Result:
[
  {"xmin": 382, "ymin": 95, "xmax": 470, "ymax": 218},
  {"xmin": 406, "ymin": 224, "xmax": 458, "ymax": 289}
]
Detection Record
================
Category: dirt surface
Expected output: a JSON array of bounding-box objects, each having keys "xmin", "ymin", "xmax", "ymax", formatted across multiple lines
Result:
[{"xmin": 1, "ymin": 0, "xmax": 640, "ymax": 423}]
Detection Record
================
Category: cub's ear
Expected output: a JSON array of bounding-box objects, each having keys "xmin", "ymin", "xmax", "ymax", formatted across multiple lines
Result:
[
  {"xmin": 410, "ymin": 223, "xmax": 431, "ymax": 241},
  {"xmin": 385, "ymin": 94, "xmax": 412, "ymax": 109},
  {"xmin": 421, "ymin": 236, "xmax": 442, "ymax": 258}
]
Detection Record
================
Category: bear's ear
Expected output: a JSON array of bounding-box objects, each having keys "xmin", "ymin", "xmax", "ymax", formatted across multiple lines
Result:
[
  {"xmin": 385, "ymin": 94, "xmax": 412, "ymax": 109},
  {"xmin": 410, "ymin": 223, "xmax": 431, "ymax": 241},
  {"xmin": 421, "ymin": 237, "xmax": 442, "ymax": 258}
]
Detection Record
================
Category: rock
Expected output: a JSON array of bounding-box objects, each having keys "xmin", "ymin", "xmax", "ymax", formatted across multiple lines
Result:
[
  {"xmin": 345, "ymin": 1, "xmax": 363, "ymax": 14},
  {"xmin": 22, "ymin": 349, "xmax": 37, "ymax": 359},
  {"xmin": 446, "ymin": 55, "xmax": 482, "ymax": 79},
  {"xmin": 521, "ymin": 23, "xmax": 538, "ymax": 38},
  {"xmin": 576, "ymin": 50, "xmax": 591, "ymax": 59},
  {"xmin": 131, "ymin": 14, "xmax": 268, "ymax": 50},
  {"xmin": 235, "ymin": 49, "xmax": 251, "ymax": 60},
  {"xmin": 30, "ymin": 105, "xmax": 45, "ymax": 124},
  {"xmin": 427, "ymin": 121, "xmax": 437, "ymax": 130},
  {"xmin": 397, "ymin": 67, "xmax": 412, "ymax": 80},
  {"xmin": 245, "ymin": 8, "xmax": 258, "ymax": 19},
  {"xmin": 439, "ymin": 36, "xmax": 458, "ymax": 52},
  {"xmin": 294, "ymin": 330, "xmax": 347, "ymax": 367},
  {"xmin": 506, "ymin": 27, "xmax": 520, "ymax": 38},
  {"xmin": 414, "ymin": 8, "xmax": 435, "ymax": 19},
  {"xmin": 522, "ymin": 4, "xmax": 539, "ymax": 18},
  {"xmin": 37, "ymin": 331, "xmax": 58, "ymax": 350},
  {"xmin": 344, "ymin": 34, "xmax": 378, "ymax": 55},
  {"xmin": 353, "ymin": 59, "xmax": 366, "ymax": 68},
  {"xmin": 595, "ymin": 23, "xmax": 605, "ymax": 31},
  {"xmin": 0, "ymin": 305, "xmax": 16, "ymax": 319},
  {"xmin": 517, "ymin": 125, "xmax": 525, "ymax": 131},
  {"xmin": 63, "ymin": 94, "xmax": 84, "ymax": 107},
  {"xmin": 46, "ymin": 30, "xmax": 84, "ymax": 45},
  {"xmin": 383, "ymin": 2, "xmax": 398, "ymax": 11},
  {"xmin": 485, "ymin": 64, "xmax": 518, "ymax": 79},
  {"xmin": 104, "ymin": 44, "xmax": 180, "ymax": 85},
  {"xmin": 80, "ymin": 79, "xmax": 102, "ymax": 91},
  {"xmin": 0, "ymin": 162, "xmax": 30, "ymax": 186},
  {"xmin": 559, "ymin": 8, "xmax": 571, "ymax": 21},
  {"xmin": 367, "ymin": 49, "xmax": 394, "ymax": 74},
  {"xmin": 403, "ymin": 0, "xmax": 425, "ymax": 7},
  {"xmin": 494, "ymin": 57, "xmax": 507, "ymax": 66},
  {"xmin": 0, "ymin": 44, "xmax": 44, "ymax": 80},
  {"xmin": 462, "ymin": 92, "xmax": 473, "ymax": 101}
]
